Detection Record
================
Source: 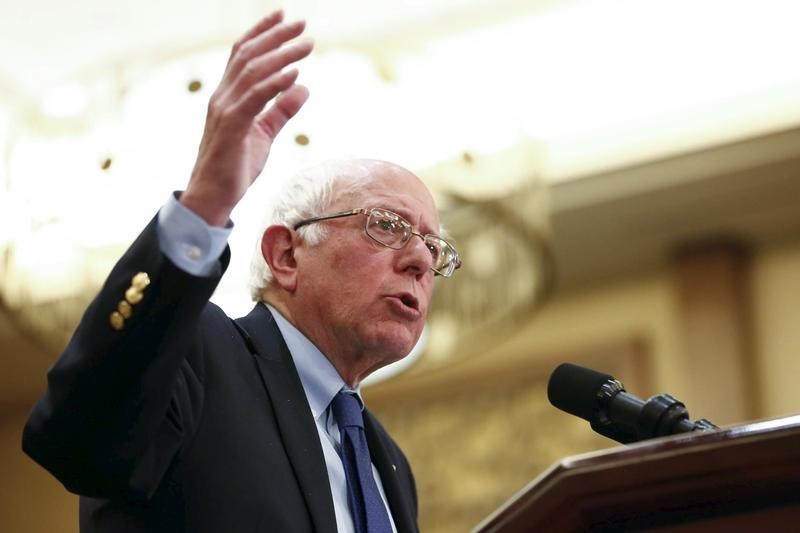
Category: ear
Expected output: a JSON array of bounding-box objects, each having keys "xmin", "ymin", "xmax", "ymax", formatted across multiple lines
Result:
[{"xmin": 260, "ymin": 225, "xmax": 298, "ymax": 292}]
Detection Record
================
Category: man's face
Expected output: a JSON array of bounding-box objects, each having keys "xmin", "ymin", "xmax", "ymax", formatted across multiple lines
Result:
[{"xmin": 293, "ymin": 164, "xmax": 439, "ymax": 376}]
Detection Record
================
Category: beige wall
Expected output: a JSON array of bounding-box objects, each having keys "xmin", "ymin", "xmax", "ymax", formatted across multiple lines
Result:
[
  {"xmin": 753, "ymin": 238, "xmax": 800, "ymax": 418},
  {"xmin": 490, "ymin": 237, "xmax": 800, "ymax": 427},
  {"xmin": 488, "ymin": 265, "xmax": 687, "ymax": 396},
  {"xmin": 0, "ymin": 409, "xmax": 77, "ymax": 532}
]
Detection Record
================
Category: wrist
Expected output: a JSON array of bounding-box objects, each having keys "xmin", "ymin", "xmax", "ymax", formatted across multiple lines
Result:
[{"xmin": 179, "ymin": 189, "xmax": 234, "ymax": 227}]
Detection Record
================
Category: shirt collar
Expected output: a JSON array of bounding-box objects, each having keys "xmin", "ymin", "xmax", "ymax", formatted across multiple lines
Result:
[{"xmin": 265, "ymin": 304, "xmax": 363, "ymax": 418}]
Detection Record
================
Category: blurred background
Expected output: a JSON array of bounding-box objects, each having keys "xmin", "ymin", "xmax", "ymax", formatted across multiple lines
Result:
[{"xmin": 2, "ymin": 0, "xmax": 800, "ymax": 531}]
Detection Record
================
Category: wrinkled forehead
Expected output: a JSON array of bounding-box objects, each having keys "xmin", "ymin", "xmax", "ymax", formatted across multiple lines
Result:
[{"xmin": 333, "ymin": 162, "xmax": 440, "ymax": 233}]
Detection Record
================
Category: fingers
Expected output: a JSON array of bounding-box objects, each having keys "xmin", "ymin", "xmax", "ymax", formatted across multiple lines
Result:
[
  {"xmin": 235, "ymin": 68, "xmax": 301, "ymax": 124},
  {"xmin": 227, "ymin": 9, "xmax": 285, "ymax": 64},
  {"xmin": 211, "ymin": 13, "xmax": 313, "ymax": 135},
  {"xmin": 256, "ymin": 84, "xmax": 310, "ymax": 138},
  {"xmin": 226, "ymin": 19, "xmax": 307, "ymax": 81},
  {"xmin": 227, "ymin": 39, "xmax": 313, "ymax": 103}
]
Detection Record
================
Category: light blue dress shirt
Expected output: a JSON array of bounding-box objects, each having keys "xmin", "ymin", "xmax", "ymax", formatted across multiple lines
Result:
[
  {"xmin": 156, "ymin": 194, "xmax": 398, "ymax": 532},
  {"xmin": 266, "ymin": 304, "xmax": 397, "ymax": 533},
  {"xmin": 157, "ymin": 192, "xmax": 232, "ymax": 277}
]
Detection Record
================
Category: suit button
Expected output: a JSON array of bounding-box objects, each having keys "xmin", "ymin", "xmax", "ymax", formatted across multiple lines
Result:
[
  {"xmin": 109, "ymin": 311, "xmax": 125, "ymax": 331},
  {"xmin": 118, "ymin": 300, "xmax": 133, "ymax": 319},
  {"xmin": 132, "ymin": 272, "xmax": 151, "ymax": 290},
  {"xmin": 125, "ymin": 286, "xmax": 143, "ymax": 304}
]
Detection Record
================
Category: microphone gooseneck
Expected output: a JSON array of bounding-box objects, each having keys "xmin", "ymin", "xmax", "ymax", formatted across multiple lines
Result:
[{"xmin": 547, "ymin": 363, "xmax": 718, "ymax": 444}]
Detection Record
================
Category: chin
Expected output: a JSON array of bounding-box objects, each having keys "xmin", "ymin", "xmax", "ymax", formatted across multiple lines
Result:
[
  {"xmin": 364, "ymin": 322, "xmax": 422, "ymax": 364},
  {"xmin": 371, "ymin": 328, "xmax": 419, "ymax": 361},
  {"xmin": 381, "ymin": 338, "xmax": 416, "ymax": 362}
]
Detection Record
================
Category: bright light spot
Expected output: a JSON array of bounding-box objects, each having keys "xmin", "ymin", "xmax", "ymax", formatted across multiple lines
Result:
[
  {"xmin": 9, "ymin": 224, "xmax": 83, "ymax": 304},
  {"xmin": 40, "ymin": 83, "xmax": 90, "ymax": 118}
]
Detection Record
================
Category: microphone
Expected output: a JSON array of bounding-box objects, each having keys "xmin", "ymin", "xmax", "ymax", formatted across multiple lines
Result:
[{"xmin": 547, "ymin": 363, "xmax": 717, "ymax": 444}]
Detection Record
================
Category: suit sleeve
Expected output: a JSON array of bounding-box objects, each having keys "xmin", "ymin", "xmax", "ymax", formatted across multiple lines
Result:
[{"xmin": 22, "ymin": 214, "xmax": 230, "ymax": 501}]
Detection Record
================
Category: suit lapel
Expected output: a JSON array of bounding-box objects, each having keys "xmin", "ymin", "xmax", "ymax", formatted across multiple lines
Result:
[
  {"xmin": 236, "ymin": 303, "xmax": 337, "ymax": 533},
  {"xmin": 364, "ymin": 412, "xmax": 419, "ymax": 533}
]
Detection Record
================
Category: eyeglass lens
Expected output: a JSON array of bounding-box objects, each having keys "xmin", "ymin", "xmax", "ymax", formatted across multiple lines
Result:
[{"xmin": 365, "ymin": 209, "xmax": 456, "ymax": 275}]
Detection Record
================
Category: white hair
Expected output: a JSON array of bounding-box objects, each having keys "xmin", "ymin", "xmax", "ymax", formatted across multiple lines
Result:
[{"xmin": 247, "ymin": 159, "xmax": 386, "ymax": 301}]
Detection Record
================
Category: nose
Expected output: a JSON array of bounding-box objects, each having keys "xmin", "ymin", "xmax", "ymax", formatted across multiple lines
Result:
[{"xmin": 397, "ymin": 233, "xmax": 434, "ymax": 278}]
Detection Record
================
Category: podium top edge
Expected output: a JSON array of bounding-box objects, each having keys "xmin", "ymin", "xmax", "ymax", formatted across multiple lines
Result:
[{"xmin": 473, "ymin": 414, "xmax": 800, "ymax": 533}]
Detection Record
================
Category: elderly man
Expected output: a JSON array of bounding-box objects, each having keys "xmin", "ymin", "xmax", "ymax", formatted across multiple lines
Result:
[{"xmin": 22, "ymin": 10, "xmax": 460, "ymax": 533}]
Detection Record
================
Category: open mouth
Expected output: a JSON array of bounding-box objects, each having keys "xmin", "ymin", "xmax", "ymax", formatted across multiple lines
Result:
[
  {"xmin": 387, "ymin": 292, "xmax": 421, "ymax": 315},
  {"xmin": 399, "ymin": 293, "xmax": 419, "ymax": 311}
]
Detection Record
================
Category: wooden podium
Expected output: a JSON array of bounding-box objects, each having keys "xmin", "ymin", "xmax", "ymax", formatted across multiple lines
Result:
[{"xmin": 474, "ymin": 415, "xmax": 800, "ymax": 532}]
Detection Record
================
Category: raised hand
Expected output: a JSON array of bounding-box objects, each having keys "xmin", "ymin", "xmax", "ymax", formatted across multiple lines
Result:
[{"xmin": 181, "ymin": 10, "xmax": 313, "ymax": 226}]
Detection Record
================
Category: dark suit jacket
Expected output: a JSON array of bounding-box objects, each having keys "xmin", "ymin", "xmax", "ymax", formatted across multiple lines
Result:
[{"xmin": 22, "ymin": 216, "xmax": 419, "ymax": 532}]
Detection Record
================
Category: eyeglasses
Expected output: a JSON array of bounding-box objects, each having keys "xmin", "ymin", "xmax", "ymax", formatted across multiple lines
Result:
[{"xmin": 293, "ymin": 207, "xmax": 462, "ymax": 277}]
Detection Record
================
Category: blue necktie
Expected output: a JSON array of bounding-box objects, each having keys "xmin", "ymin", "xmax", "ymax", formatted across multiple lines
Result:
[{"xmin": 332, "ymin": 391, "xmax": 393, "ymax": 533}]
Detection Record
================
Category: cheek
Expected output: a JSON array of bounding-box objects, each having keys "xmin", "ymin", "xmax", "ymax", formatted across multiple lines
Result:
[
  {"xmin": 326, "ymin": 250, "xmax": 387, "ymax": 300},
  {"xmin": 421, "ymin": 276, "xmax": 435, "ymax": 301},
  {"xmin": 342, "ymin": 247, "xmax": 394, "ymax": 281},
  {"xmin": 327, "ymin": 233, "xmax": 382, "ymax": 270}
]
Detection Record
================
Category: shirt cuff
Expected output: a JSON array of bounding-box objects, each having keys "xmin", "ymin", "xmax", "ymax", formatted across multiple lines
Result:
[{"xmin": 156, "ymin": 192, "xmax": 233, "ymax": 277}]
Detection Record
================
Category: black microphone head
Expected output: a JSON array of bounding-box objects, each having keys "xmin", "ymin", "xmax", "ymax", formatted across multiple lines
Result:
[{"xmin": 547, "ymin": 363, "xmax": 615, "ymax": 421}]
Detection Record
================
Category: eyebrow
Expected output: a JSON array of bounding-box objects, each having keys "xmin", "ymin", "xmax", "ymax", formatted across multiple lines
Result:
[
  {"xmin": 365, "ymin": 197, "xmax": 440, "ymax": 234},
  {"xmin": 387, "ymin": 206, "xmax": 414, "ymax": 223},
  {"xmin": 388, "ymin": 207, "xmax": 441, "ymax": 236}
]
